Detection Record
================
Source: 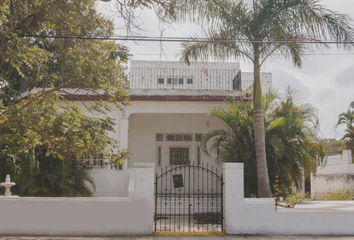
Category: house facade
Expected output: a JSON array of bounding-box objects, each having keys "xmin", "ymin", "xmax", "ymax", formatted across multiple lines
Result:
[{"xmin": 78, "ymin": 61, "xmax": 273, "ymax": 197}]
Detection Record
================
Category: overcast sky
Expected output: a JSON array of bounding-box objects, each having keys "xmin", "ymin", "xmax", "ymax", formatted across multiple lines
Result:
[{"xmin": 97, "ymin": 0, "xmax": 354, "ymax": 140}]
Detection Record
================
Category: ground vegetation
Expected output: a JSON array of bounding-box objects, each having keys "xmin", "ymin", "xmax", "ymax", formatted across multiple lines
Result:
[{"xmin": 320, "ymin": 189, "xmax": 354, "ymax": 201}]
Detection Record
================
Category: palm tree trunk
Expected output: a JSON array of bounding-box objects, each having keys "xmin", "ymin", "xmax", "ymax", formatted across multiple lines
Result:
[{"xmin": 253, "ymin": 49, "xmax": 272, "ymax": 198}]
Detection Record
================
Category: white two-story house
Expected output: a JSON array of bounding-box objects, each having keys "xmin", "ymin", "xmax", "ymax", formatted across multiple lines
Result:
[{"xmin": 63, "ymin": 60, "xmax": 273, "ymax": 197}]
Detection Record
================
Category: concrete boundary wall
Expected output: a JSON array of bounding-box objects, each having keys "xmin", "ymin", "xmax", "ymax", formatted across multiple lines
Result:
[
  {"xmin": 0, "ymin": 163, "xmax": 154, "ymax": 236},
  {"xmin": 311, "ymin": 150, "xmax": 354, "ymax": 199},
  {"xmin": 224, "ymin": 163, "xmax": 354, "ymax": 235}
]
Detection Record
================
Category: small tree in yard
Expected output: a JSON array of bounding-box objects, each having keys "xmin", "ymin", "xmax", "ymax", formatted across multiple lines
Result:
[{"xmin": 0, "ymin": 0, "xmax": 131, "ymax": 195}]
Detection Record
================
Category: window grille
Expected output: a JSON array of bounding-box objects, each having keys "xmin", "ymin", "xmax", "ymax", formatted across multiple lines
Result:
[
  {"xmin": 184, "ymin": 134, "xmax": 193, "ymax": 141},
  {"xmin": 195, "ymin": 134, "xmax": 203, "ymax": 142},
  {"xmin": 169, "ymin": 147, "xmax": 190, "ymax": 165},
  {"xmin": 166, "ymin": 78, "xmax": 184, "ymax": 84},
  {"xmin": 158, "ymin": 78, "xmax": 164, "ymax": 84},
  {"xmin": 166, "ymin": 134, "xmax": 193, "ymax": 142},
  {"xmin": 187, "ymin": 78, "xmax": 193, "ymax": 84},
  {"xmin": 156, "ymin": 133, "xmax": 164, "ymax": 142},
  {"xmin": 166, "ymin": 134, "xmax": 175, "ymax": 141},
  {"xmin": 76, "ymin": 153, "xmax": 104, "ymax": 169},
  {"xmin": 175, "ymin": 134, "xmax": 183, "ymax": 141}
]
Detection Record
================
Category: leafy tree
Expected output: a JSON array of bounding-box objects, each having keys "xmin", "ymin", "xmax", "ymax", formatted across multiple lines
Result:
[
  {"xmin": 0, "ymin": 0, "xmax": 130, "ymax": 172},
  {"xmin": 201, "ymin": 88, "xmax": 325, "ymax": 197},
  {"xmin": 320, "ymin": 138, "xmax": 345, "ymax": 156},
  {"xmin": 180, "ymin": 0, "xmax": 354, "ymax": 197},
  {"xmin": 101, "ymin": 0, "xmax": 228, "ymax": 35}
]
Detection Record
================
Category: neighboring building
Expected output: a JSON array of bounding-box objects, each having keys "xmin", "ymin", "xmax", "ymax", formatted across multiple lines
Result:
[{"xmin": 311, "ymin": 150, "xmax": 354, "ymax": 199}]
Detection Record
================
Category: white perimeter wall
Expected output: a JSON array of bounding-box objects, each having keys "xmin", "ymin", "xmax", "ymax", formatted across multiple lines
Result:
[
  {"xmin": 0, "ymin": 163, "xmax": 154, "ymax": 236},
  {"xmin": 85, "ymin": 169, "xmax": 130, "ymax": 197},
  {"xmin": 225, "ymin": 163, "xmax": 354, "ymax": 235},
  {"xmin": 311, "ymin": 150, "xmax": 354, "ymax": 199}
]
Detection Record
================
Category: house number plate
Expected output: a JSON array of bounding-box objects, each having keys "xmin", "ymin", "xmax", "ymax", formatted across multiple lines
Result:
[{"xmin": 172, "ymin": 174, "xmax": 183, "ymax": 188}]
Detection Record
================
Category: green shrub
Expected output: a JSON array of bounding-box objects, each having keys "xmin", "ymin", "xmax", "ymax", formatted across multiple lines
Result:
[
  {"xmin": 285, "ymin": 193, "xmax": 310, "ymax": 204},
  {"xmin": 0, "ymin": 148, "xmax": 95, "ymax": 197}
]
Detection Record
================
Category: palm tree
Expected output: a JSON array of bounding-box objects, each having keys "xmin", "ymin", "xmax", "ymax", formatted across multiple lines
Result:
[
  {"xmin": 180, "ymin": 0, "xmax": 354, "ymax": 197},
  {"xmin": 337, "ymin": 110, "xmax": 354, "ymax": 129},
  {"xmin": 202, "ymin": 87, "xmax": 323, "ymax": 197},
  {"xmin": 337, "ymin": 108, "xmax": 354, "ymax": 160},
  {"xmin": 350, "ymin": 101, "xmax": 354, "ymax": 109},
  {"xmin": 201, "ymin": 97, "xmax": 258, "ymax": 196}
]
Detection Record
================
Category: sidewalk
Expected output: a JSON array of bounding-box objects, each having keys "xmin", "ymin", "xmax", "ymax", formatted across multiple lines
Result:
[{"xmin": 1, "ymin": 236, "xmax": 354, "ymax": 240}]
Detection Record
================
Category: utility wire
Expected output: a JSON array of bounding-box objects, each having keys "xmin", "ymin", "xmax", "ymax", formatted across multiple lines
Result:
[
  {"xmin": 18, "ymin": 34, "xmax": 354, "ymax": 44},
  {"xmin": 132, "ymin": 53, "xmax": 354, "ymax": 56}
]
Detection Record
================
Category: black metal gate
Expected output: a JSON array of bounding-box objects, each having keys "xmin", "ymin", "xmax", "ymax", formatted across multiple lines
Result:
[{"xmin": 154, "ymin": 163, "xmax": 223, "ymax": 232}]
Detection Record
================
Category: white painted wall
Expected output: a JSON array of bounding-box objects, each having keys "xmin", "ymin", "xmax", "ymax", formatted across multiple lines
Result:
[
  {"xmin": 311, "ymin": 150, "xmax": 354, "ymax": 199},
  {"xmin": 224, "ymin": 163, "xmax": 354, "ymax": 235},
  {"xmin": 128, "ymin": 113, "xmax": 226, "ymax": 171},
  {"xmin": 0, "ymin": 163, "xmax": 155, "ymax": 236},
  {"xmin": 130, "ymin": 61, "xmax": 240, "ymax": 90},
  {"xmin": 241, "ymin": 72, "xmax": 273, "ymax": 94},
  {"xmin": 85, "ymin": 169, "xmax": 130, "ymax": 197},
  {"xmin": 75, "ymin": 100, "xmax": 232, "ymax": 196},
  {"xmin": 130, "ymin": 61, "xmax": 273, "ymax": 93}
]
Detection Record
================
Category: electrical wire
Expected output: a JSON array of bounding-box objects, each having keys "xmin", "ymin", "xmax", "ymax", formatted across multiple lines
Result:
[
  {"xmin": 18, "ymin": 34, "xmax": 354, "ymax": 44},
  {"xmin": 131, "ymin": 53, "xmax": 354, "ymax": 56}
]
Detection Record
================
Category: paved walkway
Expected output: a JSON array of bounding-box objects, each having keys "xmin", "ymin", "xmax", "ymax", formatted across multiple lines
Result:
[{"xmin": 1, "ymin": 236, "xmax": 354, "ymax": 240}]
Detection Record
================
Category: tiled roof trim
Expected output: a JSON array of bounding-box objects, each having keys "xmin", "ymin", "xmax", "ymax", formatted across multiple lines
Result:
[{"xmin": 62, "ymin": 95, "xmax": 250, "ymax": 101}]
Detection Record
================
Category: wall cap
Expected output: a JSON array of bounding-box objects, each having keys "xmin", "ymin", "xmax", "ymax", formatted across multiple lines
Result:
[
  {"xmin": 244, "ymin": 198, "xmax": 274, "ymax": 205},
  {"xmin": 223, "ymin": 163, "xmax": 244, "ymax": 169},
  {"xmin": 134, "ymin": 163, "xmax": 155, "ymax": 168},
  {"xmin": 0, "ymin": 197, "xmax": 134, "ymax": 202}
]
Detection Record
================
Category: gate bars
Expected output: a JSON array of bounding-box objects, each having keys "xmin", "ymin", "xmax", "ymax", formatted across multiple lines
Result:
[{"xmin": 154, "ymin": 162, "xmax": 224, "ymax": 232}]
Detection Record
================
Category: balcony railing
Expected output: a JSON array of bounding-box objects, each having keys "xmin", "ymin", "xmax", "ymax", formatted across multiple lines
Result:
[{"xmin": 130, "ymin": 67, "xmax": 242, "ymax": 91}]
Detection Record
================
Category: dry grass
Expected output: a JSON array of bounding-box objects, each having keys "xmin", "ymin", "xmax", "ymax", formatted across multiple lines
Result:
[{"xmin": 320, "ymin": 189, "xmax": 354, "ymax": 201}]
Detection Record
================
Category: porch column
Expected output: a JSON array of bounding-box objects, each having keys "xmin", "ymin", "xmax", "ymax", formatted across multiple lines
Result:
[{"xmin": 119, "ymin": 118, "xmax": 129, "ymax": 170}]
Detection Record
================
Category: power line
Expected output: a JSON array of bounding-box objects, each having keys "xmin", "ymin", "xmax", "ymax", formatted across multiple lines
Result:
[
  {"xmin": 18, "ymin": 34, "xmax": 354, "ymax": 44},
  {"xmin": 132, "ymin": 53, "xmax": 354, "ymax": 56}
]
